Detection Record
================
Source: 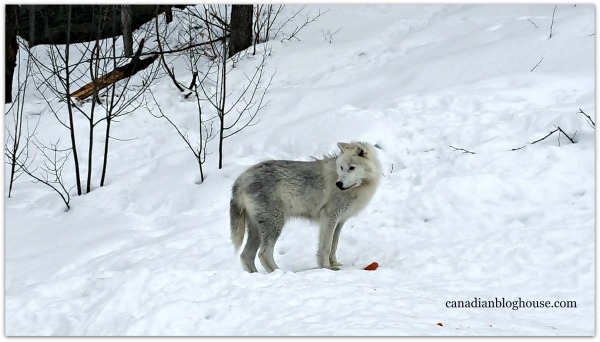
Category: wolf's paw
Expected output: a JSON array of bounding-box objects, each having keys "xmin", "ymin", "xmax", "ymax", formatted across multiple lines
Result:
[
  {"xmin": 329, "ymin": 265, "xmax": 341, "ymax": 271},
  {"xmin": 329, "ymin": 260, "xmax": 343, "ymax": 267}
]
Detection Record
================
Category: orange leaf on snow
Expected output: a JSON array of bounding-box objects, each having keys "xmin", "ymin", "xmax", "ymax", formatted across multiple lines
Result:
[
  {"xmin": 364, "ymin": 262, "xmax": 379, "ymax": 270},
  {"xmin": 436, "ymin": 322, "xmax": 444, "ymax": 327}
]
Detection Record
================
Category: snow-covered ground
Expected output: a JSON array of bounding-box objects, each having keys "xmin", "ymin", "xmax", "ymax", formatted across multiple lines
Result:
[{"xmin": 4, "ymin": 4, "xmax": 595, "ymax": 336}]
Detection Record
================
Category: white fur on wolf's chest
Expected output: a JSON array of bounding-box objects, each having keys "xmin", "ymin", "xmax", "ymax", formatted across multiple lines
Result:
[{"xmin": 336, "ymin": 185, "xmax": 377, "ymax": 220}]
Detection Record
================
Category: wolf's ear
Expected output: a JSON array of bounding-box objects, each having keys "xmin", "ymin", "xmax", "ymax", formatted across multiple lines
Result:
[
  {"xmin": 357, "ymin": 146, "xmax": 366, "ymax": 157},
  {"xmin": 337, "ymin": 142, "xmax": 351, "ymax": 151}
]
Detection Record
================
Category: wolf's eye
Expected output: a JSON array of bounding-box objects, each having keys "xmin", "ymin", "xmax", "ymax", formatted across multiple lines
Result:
[
  {"xmin": 349, "ymin": 166, "xmax": 355, "ymax": 171},
  {"xmin": 340, "ymin": 166, "xmax": 343, "ymax": 171}
]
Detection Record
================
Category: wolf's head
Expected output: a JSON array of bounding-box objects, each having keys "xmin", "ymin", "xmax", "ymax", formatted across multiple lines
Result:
[{"xmin": 335, "ymin": 142, "xmax": 381, "ymax": 191}]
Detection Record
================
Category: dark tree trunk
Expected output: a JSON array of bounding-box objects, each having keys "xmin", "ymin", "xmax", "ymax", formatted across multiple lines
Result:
[
  {"xmin": 121, "ymin": 5, "xmax": 133, "ymax": 57},
  {"xmin": 164, "ymin": 6, "xmax": 173, "ymax": 23},
  {"xmin": 5, "ymin": 5, "xmax": 19, "ymax": 104},
  {"xmin": 17, "ymin": 5, "xmax": 189, "ymax": 47},
  {"xmin": 28, "ymin": 5, "xmax": 35, "ymax": 45},
  {"xmin": 229, "ymin": 5, "xmax": 253, "ymax": 58}
]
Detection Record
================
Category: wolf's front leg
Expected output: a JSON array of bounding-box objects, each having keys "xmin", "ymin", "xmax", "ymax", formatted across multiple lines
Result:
[
  {"xmin": 317, "ymin": 218, "xmax": 339, "ymax": 270},
  {"xmin": 329, "ymin": 220, "xmax": 346, "ymax": 268}
]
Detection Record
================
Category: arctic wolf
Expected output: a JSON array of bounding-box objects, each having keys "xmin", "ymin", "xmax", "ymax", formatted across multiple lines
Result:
[{"xmin": 230, "ymin": 142, "xmax": 382, "ymax": 272}]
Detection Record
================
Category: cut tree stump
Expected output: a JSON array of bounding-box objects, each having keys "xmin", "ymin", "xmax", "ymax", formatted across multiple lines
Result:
[{"xmin": 69, "ymin": 38, "xmax": 157, "ymax": 102}]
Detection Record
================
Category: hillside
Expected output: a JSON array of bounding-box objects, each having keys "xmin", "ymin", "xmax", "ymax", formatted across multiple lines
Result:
[{"xmin": 4, "ymin": 4, "xmax": 595, "ymax": 336}]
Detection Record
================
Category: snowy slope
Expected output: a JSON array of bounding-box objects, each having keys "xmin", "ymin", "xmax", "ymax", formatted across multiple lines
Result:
[{"xmin": 4, "ymin": 4, "xmax": 595, "ymax": 336}]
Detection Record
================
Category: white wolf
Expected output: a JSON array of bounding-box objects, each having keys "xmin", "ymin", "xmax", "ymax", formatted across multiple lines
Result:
[{"xmin": 229, "ymin": 141, "xmax": 382, "ymax": 272}]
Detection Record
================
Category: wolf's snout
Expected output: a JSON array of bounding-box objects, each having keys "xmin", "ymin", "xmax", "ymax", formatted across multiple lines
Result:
[{"xmin": 336, "ymin": 181, "xmax": 344, "ymax": 190}]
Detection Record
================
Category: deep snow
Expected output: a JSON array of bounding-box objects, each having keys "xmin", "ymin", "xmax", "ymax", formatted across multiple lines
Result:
[{"xmin": 4, "ymin": 4, "xmax": 595, "ymax": 336}]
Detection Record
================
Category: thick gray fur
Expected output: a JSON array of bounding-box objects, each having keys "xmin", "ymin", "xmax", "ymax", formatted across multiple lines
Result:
[{"xmin": 230, "ymin": 141, "xmax": 382, "ymax": 273}]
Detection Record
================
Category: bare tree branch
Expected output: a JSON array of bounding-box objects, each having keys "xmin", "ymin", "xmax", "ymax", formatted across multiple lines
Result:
[
  {"xmin": 281, "ymin": 9, "xmax": 328, "ymax": 42},
  {"xmin": 530, "ymin": 57, "xmax": 543, "ymax": 72},
  {"xmin": 527, "ymin": 16, "xmax": 538, "ymax": 28},
  {"xmin": 577, "ymin": 108, "xmax": 595, "ymax": 129},
  {"xmin": 450, "ymin": 145, "xmax": 476, "ymax": 154},
  {"xmin": 511, "ymin": 125, "xmax": 576, "ymax": 151}
]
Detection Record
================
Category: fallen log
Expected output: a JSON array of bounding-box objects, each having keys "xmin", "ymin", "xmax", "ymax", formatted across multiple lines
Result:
[{"xmin": 69, "ymin": 38, "xmax": 157, "ymax": 102}]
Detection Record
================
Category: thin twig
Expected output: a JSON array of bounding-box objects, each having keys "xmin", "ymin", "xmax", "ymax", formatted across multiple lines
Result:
[
  {"xmin": 450, "ymin": 145, "xmax": 476, "ymax": 154},
  {"xmin": 527, "ymin": 17, "xmax": 538, "ymax": 28},
  {"xmin": 155, "ymin": 14, "xmax": 185, "ymax": 93},
  {"xmin": 556, "ymin": 126, "xmax": 576, "ymax": 144},
  {"xmin": 530, "ymin": 57, "xmax": 543, "ymax": 72},
  {"xmin": 140, "ymin": 35, "xmax": 229, "ymax": 57},
  {"xmin": 578, "ymin": 108, "xmax": 595, "ymax": 128},
  {"xmin": 512, "ymin": 125, "xmax": 576, "ymax": 151},
  {"xmin": 530, "ymin": 127, "xmax": 560, "ymax": 145},
  {"xmin": 549, "ymin": 6, "xmax": 557, "ymax": 39},
  {"xmin": 322, "ymin": 28, "xmax": 341, "ymax": 43},
  {"xmin": 281, "ymin": 9, "xmax": 328, "ymax": 42}
]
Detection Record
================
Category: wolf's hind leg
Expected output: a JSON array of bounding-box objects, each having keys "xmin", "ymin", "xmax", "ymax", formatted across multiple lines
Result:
[
  {"xmin": 257, "ymin": 213, "xmax": 284, "ymax": 273},
  {"xmin": 240, "ymin": 221, "xmax": 260, "ymax": 273}
]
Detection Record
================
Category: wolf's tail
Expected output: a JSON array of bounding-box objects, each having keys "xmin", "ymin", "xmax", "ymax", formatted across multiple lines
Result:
[{"xmin": 230, "ymin": 195, "xmax": 247, "ymax": 252}]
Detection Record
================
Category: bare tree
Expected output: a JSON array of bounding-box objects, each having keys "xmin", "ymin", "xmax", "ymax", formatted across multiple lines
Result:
[
  {"xmin": 5, "ymin": 40, "xmax": 74, "ymax": 210},
  {"xmin": 5, "ymin": 38, "xmax": 33, "ymax": 197},
  {"xmin": 6, "ymin": 136, "xmax": 74, "ymax": 211},
  {"xmin": 25, "ymin": 5, "xmax": 159, "ymax": 198},
  {"xmin": 150, "ymin": 5, "xmax": 273, "ymax": 176},
  {"xmin": 146, "ymin": 88, "xmax": 216, "ymax": 183},
  {"xmin": 200, "ymin": 5, "xmax": 275, "ymax": 169},
  {"xmin": 154, "ymin": 5, "xmax": 328, "ymax": 171},
  {"xmin": 205, "ymin": 33, "xmax": 273, "ymax": 169},
  {"xmin": 64, "ymin": 5, "xmax": 84, "ymax": 195},
  {"xmin": 84, "ymin": 6, "xmax": 161, "ymax": 189},
  {"xmin": 253, "ymin": 5, "xmax": 284, "ymax": 54},
  {"xmin": 81, "ymin": 4, "xmax": 326, "ymax": 184},
  {"xmin": 149, "ymin": 6, "xmax": 220, "ymax": 182}
]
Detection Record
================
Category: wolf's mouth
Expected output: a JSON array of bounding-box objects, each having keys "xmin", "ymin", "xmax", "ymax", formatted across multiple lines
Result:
[{"xmin": 336, "ymin": 182, "xmax": 357, "ymax": 190}]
